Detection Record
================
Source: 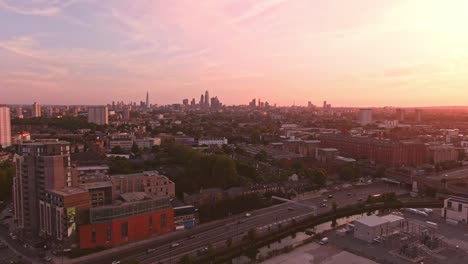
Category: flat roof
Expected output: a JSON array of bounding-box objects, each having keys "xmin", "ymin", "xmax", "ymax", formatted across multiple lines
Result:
[
  {"xmin": 77, "ymin": 165, "xmax": 109, "ymax": 170},
  {"xmin": 355, "ymin": 215, "xmax": 389, "ymax": 227},
  {"xmin": 48, "ymin": 187, "xmax": 88, "ymax": 196},
  {"xmin": 111, "ymin": 171, "xmax": 162, "ymax": 178},
  {"xmin": 381, "ymin": 214, "xmax": 404, "ymax": 223},
  {"xmin": 80, "ymin": 181, "xmax": 112, "ymax": 189},
  {"xmin": 120, "ymin": 192, "xmax": 148, "ymax": 202}
]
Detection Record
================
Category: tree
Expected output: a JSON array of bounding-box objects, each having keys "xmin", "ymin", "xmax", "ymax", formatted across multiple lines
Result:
[
  {"xmin": 0, "ymin": 161, "xmax": 14, "ymax": 201},
  {"xmin": 306, "ymin": 169, "xmax": 327, "ymax": 188},
  {"xmin": 245, "ymin": 228, "xmax": 257, "ymax": 242},
  {"xmin": 179, "ymin": 255, "xmax": 193, "ymax": 264},
  {"xmin": 291, "ymin": 161, "xmax": 304, "ymax": 174},
  {"xmin": 131, "ymin": 143, "xmax": 140, "ymax": 154},
  {"xmin": 374, "ymin": 166, "xmax": 386, "ymax": 178},
  {"xmin": 226, "ymin": 237, "xmax": 233, "ymax": 248},
  {"xmin": 111, "ymin": 146, "xmax": 124, "ymax": 154},
  {"xmin": 332, "ymin": 202, "xmax": 338, "ymax": 213},
  {"xmin": 254, "ymin": 150, "xmax": 268, "ymax": 162},
  {"xmin": 338, "ymin": 165, "xmax": 359, "ymax": 182}
]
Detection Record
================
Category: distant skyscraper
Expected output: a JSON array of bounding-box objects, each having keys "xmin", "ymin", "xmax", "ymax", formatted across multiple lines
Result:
[
  {"xmin": 146, "ymin": 91, "xmax": 150, "ymax": 108},
  {"xmin": 123, "ymin": 107, "xmax": 130, "ymax": 121},
  {"xmin": 358, "ymin": 108, "xmax": 373, "ymax": 126},
  {"xmin": 205, "ymin": 90, "xmax": 210, "ymax": 107},
  {"xmin": 396, "ymin": 108, "xmax": 405, "ymax": 122},
  {"xmin": 323, "ymin": 101, "xmax": 327, "ymax": 109},
  {"xmin": 200, "ymin": 94, "xmax": 204, "ymax": 105},
  {"xmin": 182, "ymin": 99, "xmax": 189, "ymax": 106},
  {"xmin": 16, "ymin": 106, "xmax": 23, "ymax": 119},
  {"xmin": 191, "ymin": 98, "xmax": 196, "ymax": 106},
  {"xmin": 87, "ymin": 106, "xmax": 108, "ymax": 125},
  {"xmin": 415, "ymin": 109, "xmax": 422, "ymax": 123},
  {"xmin": 0, "ymin": 105, "xmax": 12, "ymax": 148},
  {"xmin": 32, "ymin": 102, "xmax": 41, "ymax": 118}
]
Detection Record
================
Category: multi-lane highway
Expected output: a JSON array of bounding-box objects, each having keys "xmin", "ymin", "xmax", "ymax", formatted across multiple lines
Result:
[{"xmin": 81, "ymin": 181, "xmax": 404, "ymax": 264}]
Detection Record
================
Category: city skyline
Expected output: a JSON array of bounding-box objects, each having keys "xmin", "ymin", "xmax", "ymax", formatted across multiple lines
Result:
[{"xmin": 1, "ymin": 0, "xmax": 468, "ymax": 106}]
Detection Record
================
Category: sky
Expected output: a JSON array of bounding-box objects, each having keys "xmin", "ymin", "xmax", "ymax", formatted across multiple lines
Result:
[{"xmin": 1, "ymin": 0, "xmax": 468, "ymax": 107}]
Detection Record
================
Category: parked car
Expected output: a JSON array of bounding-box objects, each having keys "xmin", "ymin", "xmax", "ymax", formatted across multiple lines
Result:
[{"xmin": 147, "ymin": 248, "xmax": 156, "ymax": 254}]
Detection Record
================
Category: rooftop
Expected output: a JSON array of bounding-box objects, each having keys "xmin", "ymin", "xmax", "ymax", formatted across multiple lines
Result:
[
  {"xmin": 111, "ymin": 170, "xmax": 163, "ymax": 178},
  {"xmin": 80, "ymin": 181, "xmax": 112, "ymax": 190},
  {"xmin": 381, "ymin": 214, "xmax": 404, "ymax": 223},
  {"xmin": 120, "ymin": 192, "xmax": 149, "ymax": 202},
  {"xmin": 355, "ymin": 215, "xmax": 389, "ymax": 227},
  {"xmin": 48, "ymin": 187, "xmax": 88, "ymax": 196}
]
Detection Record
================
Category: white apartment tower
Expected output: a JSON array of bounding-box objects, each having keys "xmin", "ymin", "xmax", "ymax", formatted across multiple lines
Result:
[
  {"xmin": 32, "ymin": 102, "xmax": 41, "ymax": 118},
  {"xmin": 87, "ymin": 105, "xmax": 109, "ymax": 125},
  {"xmin": 0, "ymin": 105, "xmax": 11, "ymax": 148},
  {"xmin": 358, "ymin": 108, "xmax": 373, "ymax": 126}
]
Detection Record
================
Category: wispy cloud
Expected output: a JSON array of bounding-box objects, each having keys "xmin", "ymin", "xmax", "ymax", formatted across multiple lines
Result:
[{"xmin": 231, "ymin": 0, "xmax": 289, "ymax": 24}]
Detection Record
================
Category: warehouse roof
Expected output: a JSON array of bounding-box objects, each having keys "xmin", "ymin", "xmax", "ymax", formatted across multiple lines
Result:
[{"xmin": 355, "ymin": 215, "xmax": 389, "ymax": 227}]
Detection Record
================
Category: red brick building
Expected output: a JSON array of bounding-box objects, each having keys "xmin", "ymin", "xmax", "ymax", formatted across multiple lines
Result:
[
  {"xmin": 78, "ymin": 198, "xmax": 173, "ymax": 249},
  {"xmin": 319, "ymin": 134, "xmax": 425, "ymax": 166}
]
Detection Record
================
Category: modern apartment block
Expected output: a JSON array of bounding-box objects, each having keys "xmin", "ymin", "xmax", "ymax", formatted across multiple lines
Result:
[
  {"xmin": 12, "ymin": 139, "xmax": 72, "ymax": 239},
  {"xmin": 0, "ymin": 105, "xmax": 11, "ymax": 148},
  {"xmin": 13, "ymin": 139, "xmax": 176, "ymax": 249},
  {"xmin": 87, "ymin": 105, "xmax": 108, "ymax": 125}
]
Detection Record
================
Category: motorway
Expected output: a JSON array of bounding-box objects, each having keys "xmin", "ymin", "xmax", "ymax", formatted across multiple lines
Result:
[
  {"xmin": 426, "ymin": 166, "xmax": 468, "ymax": 181},
  {"xmin": 81, "ymin": 182, "xmax": 405, "ymax": 264}
]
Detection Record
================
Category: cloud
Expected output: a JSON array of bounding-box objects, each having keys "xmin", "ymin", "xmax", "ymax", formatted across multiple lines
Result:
[
  {"xmin": 0, "ymin": 0, "xmax": 60, "ymax": 16},
  {"xmin": 231, "ymin": 0, "xmax": 289, "ymax": 24}
]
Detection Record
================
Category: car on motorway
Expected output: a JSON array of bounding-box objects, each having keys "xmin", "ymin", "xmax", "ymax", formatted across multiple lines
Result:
[
  {"xmin": 147, "ymin": 248, "xmax": 156, "ymax": 254},
  {"xmin": 422, "ymin": 208, "xmax": 433, "ymax": 214},
  {"xmin": 287, "ymin": 207, "xmax": 294, "ymax": 211},
  {"xmin": 322, "ymin": 199, "xmax": 328, "ymax": 203},
  {"xmin": 197, "ymin": 246, "xmax": 209, "ymax": 256},
  {"xmin": 111, "ymin": 261, "xmax": 120, "ymax": 264},
  {"xmin": 171, "ymin": 243, "xmax": 180, "ymax": 248},
  {"xmin": 319, "ymin": 237, "xmax": 329, "ymax": 245},
  {"xmin": 42, "ymin": 257, "xmax": 52, "ymax": 263},
  {"xmin": 188, "ymin": 235, "xmax": 196, "ymax": 239},
  {"xmin": 319, "ymin": 203, "xmax": 327, "ymax": 208},
  {"xmin": 328, "ymin": 194, "xmax": 333, "ymax": 199},
  {"xmin": 245, "ymin": 212, "xmax": 252, "ymax": 217}
]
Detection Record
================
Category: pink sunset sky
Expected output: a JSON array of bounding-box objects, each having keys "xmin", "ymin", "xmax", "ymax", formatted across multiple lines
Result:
[{"xmin": 1, "ymin": 0, "xmax": 468, "ymax": 106}]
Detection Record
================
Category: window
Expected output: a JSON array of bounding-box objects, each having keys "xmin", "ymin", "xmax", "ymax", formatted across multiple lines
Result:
[
  {"xmin": 448, "ymin": 201, "xmax": 452, "ymax": 209},
  {"xmin": 91, "ymin": 227, "xmax": 96, "ymax": 243},
  {"xmin": 149, "ymin": 216, "xmax": 153, "ymax": 231},
  {"xmin": 107, "ymin": 224, "xmax": 112, "ymax": 242},
  {"xmin": 161, "ymin": 214, "xmax": 167, "ymax": 228},
  {"xmin": 458, "ymin": 203, "xmax": 462, "ymax": 212},
  {"xmin": 121, "ymin": 222, "xmax": 128, "ymax": 238}
]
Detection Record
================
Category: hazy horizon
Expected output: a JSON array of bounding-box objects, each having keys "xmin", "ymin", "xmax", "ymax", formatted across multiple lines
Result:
[{"xmin": 1, "ymin": 0, "xmax": 468, "ymax": 106}]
